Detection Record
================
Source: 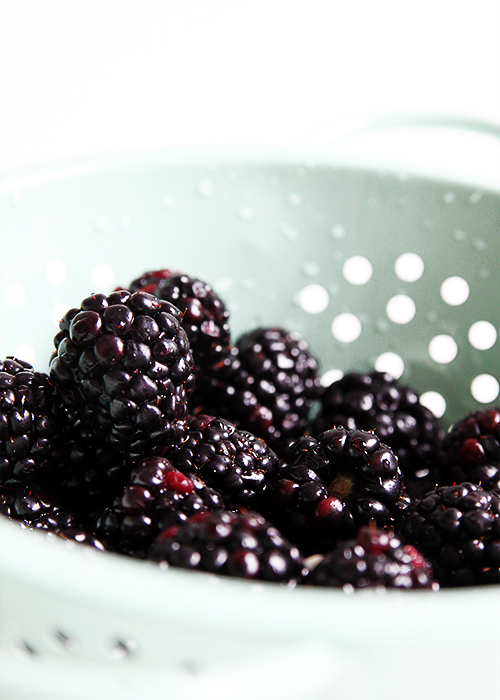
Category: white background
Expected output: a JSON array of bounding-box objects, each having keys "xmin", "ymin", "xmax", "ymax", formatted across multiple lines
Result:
[{"xmin": 1, "ymin": 0, "xmax": 500, "ymax": 184}]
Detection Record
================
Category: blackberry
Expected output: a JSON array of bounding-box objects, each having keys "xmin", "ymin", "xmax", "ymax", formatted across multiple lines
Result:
[
  {"xmin": 401, "ymin": 482, "xmax": 500, "ymax": 586},
  {"xmin": 153, "ymin": 273, "xmax": 231, "ymax": 406},
  {"xmin": 0, "ymin": 357, "xmax": 69, "ymax": 489},
  {"xmin": 166, "ymin": 413, "xmax": 279, "ymax": 510},
  {"xmin": 148, "ymin": 510, "xmax": 306, "ymax": 583},
  {"xmin": 49, "ymin": 290, "xmax": 195, "ymax": 458},
  {"xmin": 197, "ymin": 327, "xmax": 322, "ymax": 458},
  {"xmin": 439, "ymin": 408, "xmax": 500, "ymax": 490},
  {"xmin": 126, "ymin": 269, "xmax": 173, "ymax": 295},
  {"xmin": 269, "ymin": 428, "xmax": 404, "ymax": 553},
  {"xmin": 95, "ymin": 455, "xmax": 223, "ymax": 557},
  {"xmin": 308, "ymin": 526, "xmax": 438, "ymax": 590},
  {"xmin": 313, "ymin": 371, "xmax": 443, "ymax": 498},
  {"xmin": 1, "ymin": 482, "xmax": 81, "ymax": 532}
]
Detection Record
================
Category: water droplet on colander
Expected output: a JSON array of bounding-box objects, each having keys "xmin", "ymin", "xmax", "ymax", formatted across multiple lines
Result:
[
  {"xmin": 268, "ymin": 175, "xmax": 280, "ymax": 187},
  {"xmin": 287, "ymin": 193, "xmax": 302, "ymax": 206},
  {"xmin": 278, "ymin": 221, "xmax": 298, "ymax": 240},
  {"xmin": 197, "ymin": 178, "xmax": 214, "ymax": 197},
  {"xmin": 302, "ymin": 262, "xmax": 320, "ymax": 277},
  {"xmin": 93, "ymin": 215, "xmax": 109, "ymax": 232},
  {"xmin": 214, "ymin": 276, "xmax": 233, "ymax": 294},
  {"xmin": 237, "ymin": 206, "xmax": 255, "ymax": 221},
  {"xmin": 479, "ymin": 268, "xmax": 490, "ymax": 280},
  {"xmin": 453, "ymin": 229, "xmax": 467, "ymax": 241},
  {"xmin": 443, "ymin": 192, "xmax": 456, "ymax": 204},
  {"xmin": 473, "ymin": 239, "xmax": 486, "ymax": 251},
  {"xmin": 469, "ymin": 190, "xmax": 484, "ymax": 204},
  {"xmin": 330, "ymin": 224, "xmax": 346, "ymax": 240}
]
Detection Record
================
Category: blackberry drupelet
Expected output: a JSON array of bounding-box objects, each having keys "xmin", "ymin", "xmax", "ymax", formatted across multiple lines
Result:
[
  {"xmin": 308, "ymin": 526, "xmax": 438, "ymax": 590},
  {"xmin": 439, "ymin": 408, "xmax": 500, "ymax": 491},
  {"xmin": 269, "ymin": 427, "xmax": 404, "ymax": 553},
  {"xmin": 49, "ymin": 290, "xmax": 195, "ymax": 458},
  {"xmin": 166, "ymin": 413, "xmax": 279, "ymax": 510},
  {"xmin": 0, "ymin": 357, "xmax": 69, "ymax": 490},
  {"xmin": 95, "ymin": 455, "xmax": 223, "ymax": 557},
  {"xmin": 197, "ymin": 327, "xmax": 322, "ymax": 458},
  {"xmin": 148, "ymin": 509, "xmax": 306, "ymax": 583},
  {"xmin": 313, "ymin": 371, "xmax": 443, "ymax": 498},
  {"xmin": 401, "ymin": 481, "xmax": 500, "ymax": 586},
  {"xmin": 153, "ymin": 273, "xmax": 231, "ymax": 406}
]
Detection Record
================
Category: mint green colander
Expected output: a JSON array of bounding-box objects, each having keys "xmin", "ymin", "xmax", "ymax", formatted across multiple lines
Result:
[{"xmin": 0, "ymin": 118, "xmax": 499, "ymax": 700}]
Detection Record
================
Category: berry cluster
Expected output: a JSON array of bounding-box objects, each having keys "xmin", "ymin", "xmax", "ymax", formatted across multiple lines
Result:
[{"xmin": 1, "ymin": 269, "xmax": 499, "ymax": 590}]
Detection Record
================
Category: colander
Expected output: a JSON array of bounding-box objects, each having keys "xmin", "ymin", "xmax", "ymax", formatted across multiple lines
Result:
[{"xmin": 1, "ymin": 116, "xmax": 499, "ymax": 700}]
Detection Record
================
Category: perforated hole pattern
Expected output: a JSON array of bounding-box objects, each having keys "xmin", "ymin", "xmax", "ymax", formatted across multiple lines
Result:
[{"xmin": 1, "ymin": 161, "xmax": 499, "ymax": 429}]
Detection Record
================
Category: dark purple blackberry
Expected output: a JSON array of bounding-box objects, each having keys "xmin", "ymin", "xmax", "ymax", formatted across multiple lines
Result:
[
  {"xmin": 196, "ymin": 327, "xmax": 322, "ymax": 458},
  {"xmin": 1, "ymin": 482, "xmax": 81, "ymax": 532},
  {"xmin": 307, "ymin": 526, "xmax": 438, "ymax": 590},
  {"xmin": 49, "ymin": 290, "xmax": 195, "ymax": 458},
  {"xmin": 125, "ymin": 269, "xmax": 173, "ymax": 295},
  {"xmin": 269, "ymin": 428, "xmax": 405, "ymax": 553},
  {"xmin": 313, "ymin": 371, "xmax": 443, "ymax": 498},
  {"xmin": 95, "ymin": 455, "xmax": 223, "ymax": 557},
  {"xmin": 148, "ymin": 510, "xmax": 306, "ymax": 583},
  {"xmin": 401, "ymin": 482, "xmax": 500, "ymax": 587},
  {"xmin": 153, "ymin": 273, "xmax": 231, "ymax": 406},
  {"xmin": 166, "ymin": 414, "xmax": 279, "ymax": 510},
  {"xmin": 0, "ymin": 357, "xmax": 69, "ymax": 489},
  {"xmin": 439, "ymin": 408, "xmax": 500, "ymax": 491}
]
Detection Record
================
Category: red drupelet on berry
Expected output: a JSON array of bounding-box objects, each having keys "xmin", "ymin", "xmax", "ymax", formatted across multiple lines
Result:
[
  {"xmin": 127, "ymin": 269, "xmax": 173, "ymax": 295},
  {"xmin": 94, "ymin": 455, "xmax": 223, "ymax": 557},
  {"xmin": 439, "ymin": 408, "xmax": 500, "ymax": 490},
  {"xmin": 401, "ymin": 482, "xmax": 500, "ymax": 586},
  {"xmin": 313, "ymin": 371, "xmax": 443, "ymax": 498},
  {"xmin": 196, "ymin": 327, "xmax": 322, "ymax": 458},
  {"xmin": 166, "ymin": 413, "xmax": 280, "ymax": 511},
  {"xmin": 49, "ymin": 290, "xmax": 195, "ymax": 459},
  {"xmin": 269, "ymin": 428, "xmax": 405, "ymax": 553},
  {"xmin": 307, "ymin": 526, "xmax": 439, "ymax": 590},
  {"xmin": 148, "ymin": 510, "xmax": 306, "ymax": 584}
]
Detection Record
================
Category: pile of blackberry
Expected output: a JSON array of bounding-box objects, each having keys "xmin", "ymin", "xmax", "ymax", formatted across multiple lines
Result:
[{"xmin": 1, "ymin": 266, "xmax": 499, "ymax": 590}]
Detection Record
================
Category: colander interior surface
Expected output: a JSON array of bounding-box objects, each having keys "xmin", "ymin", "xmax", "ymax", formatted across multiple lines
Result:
[{"xmin": 0, "ymin": 152, "xmax": 499, "ymax": 700}]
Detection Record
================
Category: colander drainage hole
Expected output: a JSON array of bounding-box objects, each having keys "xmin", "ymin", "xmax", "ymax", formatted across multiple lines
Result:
[
  {"xmin": 52, "ymin": 629, "xmax": 78, "ymax": 652},
  {"xmin": 16, "ymin": 640, "xmax": 38, "ymax": 658},
  {"xmin": 110, "ymin": 638, "xmax": 138, "ymax": 660}
]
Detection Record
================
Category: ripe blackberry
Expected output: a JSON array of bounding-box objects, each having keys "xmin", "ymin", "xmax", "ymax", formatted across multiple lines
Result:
[
  {"xmin": 1, "ymin": 482, "xmax": 80, "ymax": 532},
  {"xmin": 401, "ymin": 482, "xmax": 500, "ymax": 586},
  {"xmin": 153, "ymin": 273, "xmax": 231, "ymax": 405},
  {"xmin": 49, "ymin": 290, "xmax": 195, "ymax": 458},
  {"xmin": 166, "ymin": 413, "xmax": 279, "ymax": 510},
  {"xmin": 95, "ymin": 455, "xmax": 223, "ymax": 557},
  {"xmin": 197, "ymin": 327, "xmax": 322, "ymax": 458},
  {"xmin": 308, "ymin": 526, "xmax": 438, "ymax": 590},
  {"xmin": 269, "ymin": 428, "xmax": 404, "ymax": 553},
  {"xmin": 439, "ymin": 408, "xmax": 500, "ymax": 490},
  {"xmin": 313, "ymin": 371, "xmax": 443, "ymax": 498},
  {"xmin": 0, "ymin": 357, "xmax": 69, "ymax": 489},
  {"xmin": 148, "ymin": 510, "xmax": 306, "ymax": 583},
  {"xmin": 126, "ymin": 269, "xmax": 173, "ymax": 295}
]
